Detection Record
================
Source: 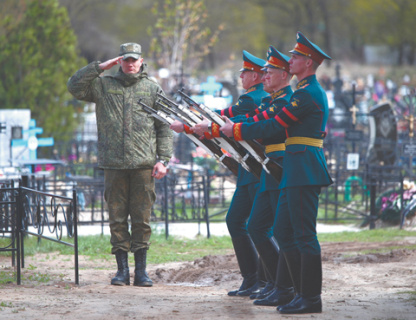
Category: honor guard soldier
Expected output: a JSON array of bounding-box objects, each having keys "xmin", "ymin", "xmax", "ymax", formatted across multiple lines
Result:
[
  {"xmin": 191, "ymin": 50, "xmax": 269, "ymax": 296},
  {"xmin": 231, "ymin": 46, "xmax": 296, "ymax": 306},
  {"xmin": 221, "ymin": 32, "xmax": 333, "ymax": 314}
]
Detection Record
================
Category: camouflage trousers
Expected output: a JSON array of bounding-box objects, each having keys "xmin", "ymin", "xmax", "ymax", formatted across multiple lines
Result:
[{"xmin": 104, "ymin": 169, "xmax": 156, "ymax": 254}]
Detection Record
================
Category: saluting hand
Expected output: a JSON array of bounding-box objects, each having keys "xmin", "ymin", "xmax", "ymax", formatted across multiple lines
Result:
[
  {"xmin": 99, "ymin": 56, "xmax": 123, "ymax": 70},
  {"xmin": 220, "ymin": 116, "xmax": 235, "ymax": 138}
]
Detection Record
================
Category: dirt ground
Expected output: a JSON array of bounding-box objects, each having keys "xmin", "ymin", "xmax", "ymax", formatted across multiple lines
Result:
[{"xmin": 1, "ymin": 239, "xmax": 416, "ymax": 320}]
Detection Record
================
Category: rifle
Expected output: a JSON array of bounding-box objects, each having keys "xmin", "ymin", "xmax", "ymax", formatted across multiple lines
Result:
[
  {"xmin": 155, "ymin": 94, "xmax": 262, "ymax": 178},
  {"xmin": 178, "ymin": 88, "xmax": 283, "ymax": 182},
  {"xmin": 157, "ymin": 93, "xmax": 202, "ymax": 125},
  {"xmin": 137, "ymin": 99, "xmax": 239, "ymax": 176}
]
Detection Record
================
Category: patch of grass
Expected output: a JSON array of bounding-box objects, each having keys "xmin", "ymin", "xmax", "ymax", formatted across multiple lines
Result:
[
  {"xmin": 25, "ymin": 272, "xmax": 51, "ymax": 283},
  {"xmin": 147, "ymin": 233, "xmax": 233, "ymax": 264},
  {"xmin": 318, "ymin": 228, "xmax": 416, "ymax": 243},
  {"xmin": 0, "ymin": 301, "xmax": 13, "ymax": 311},
  {"xmin": 0, "ymin": 230, "xmax": 233, "ymax": 265},
  {"xmin": 359, "ymin": 245, "xmax": 416, "ymax": 255},
  {"xmin": 1, "ymin": 227, "xmax": 415, "ymax": 266},
  {"xmin": 0, "ymin": 301, "xmax": 13, "ymax": 307},
  {"xmin": 0, "ymin": 271, "xmax": 15, "ymax": 285},
  {"xmin": 397, "ymin": 291, "xmax": 416, "ymax": 306},
  {"xmin": 26, "ymin": 264, "xmax": 37, "ymax": 271}
]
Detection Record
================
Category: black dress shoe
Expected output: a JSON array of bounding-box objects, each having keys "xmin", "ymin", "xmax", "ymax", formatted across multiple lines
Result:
[
  {"xmin": 250, "ymin": 282, "xmax": 274, "ymax": 300},
  {"xmin": 277, "ymin": 295, "xmax": 322, "ymax": 314},
  {"xmin": 277, "ymin": 294, "xmax": 301, "ymax": 311},
  {"xmin": 248, "ymin": 288, "xmax": 262, "ymax": 299},
  {"xmin": 228, "ymin": 275, "xmax": 257, "ymax": 296},
  {"xmin": 237, "ymin": 282, "xmax": 260, "ymax": 296},
  {"xmin": 253, "ymin": 287, "xmax": 294, "ymax": 306},
  {"xmin": 228, "ymin": 289, "xmax": 239, "ymax": 296}
]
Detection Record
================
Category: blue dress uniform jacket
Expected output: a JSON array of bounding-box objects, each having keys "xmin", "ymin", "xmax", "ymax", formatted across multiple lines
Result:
[
  {"xmin": 258, "ymin": 86, "xmax": 293, "ymax": 192},
  {"xmin": 220, "ymin": 82, "xmax": 267, "ymax": 239},
  {"xmin": 231, "ymin": 86, "xmax": 293, "ymax": 192},
  {"xmin": 237, "ymin": 75, "xmax": 333, "ymax": 189},
  {"xmin": 216, "ymin": 83, "xmax": 268, "ymax": 187},
  {"xmin": 243, "ymin": 86, "xmax": 293, "ymax": 245},
  {"xmin": 215, "ymin": 83, "xmax": 267, "ymax": 118}
]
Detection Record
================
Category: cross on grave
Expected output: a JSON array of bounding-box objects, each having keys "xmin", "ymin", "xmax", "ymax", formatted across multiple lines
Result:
[
  {"xmin": 404, "ymin": 113, "xmax": 415, "ymax": 139},
  {"xmin": 200, "ymin": 76, "xmax": 223, "ymax": 96},
  {"xmin": 402, "ymin": 92, "xmax": 416, "ymax": 139},
  {"xmin": 11, "ymin": 119, "xmax": 54, "ymax": 160},
  {"xmin": 349, "ymin": 104, "xmax": 360, "ymax": 126}
]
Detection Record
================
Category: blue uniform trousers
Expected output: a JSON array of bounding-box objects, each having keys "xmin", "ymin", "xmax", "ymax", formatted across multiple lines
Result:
[
  {"xmin": 226, "ymin": 182, "xmax": 258, "ymax": 238},
  {"xmin": 247, "ymin": 189, "xmax": 280, "ymax": 245},
  {"xmin": 274, "ymin": 185, "xmax": 322, "ymax": 255}
]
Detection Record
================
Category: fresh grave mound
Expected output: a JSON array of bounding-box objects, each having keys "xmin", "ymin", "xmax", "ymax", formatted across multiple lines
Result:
[{"xmin": 152, "ymin": 254, "xmax": 240, "ymax": 287}]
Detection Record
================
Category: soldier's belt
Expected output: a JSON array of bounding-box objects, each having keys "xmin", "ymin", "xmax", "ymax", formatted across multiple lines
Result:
[
  {"xmin": 285, "ymin": 137, "xmax": 323, "ymax": 148},
  {"xmin": 265, "ymin": 143, "xmax": 286, "ymax": 153}
]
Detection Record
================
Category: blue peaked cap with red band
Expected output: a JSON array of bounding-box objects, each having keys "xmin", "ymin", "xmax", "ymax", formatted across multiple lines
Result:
[
  {"xmin": 263, "ymin": 46, "xmax": 291, "ymax": 72},
  {"xmin": 239, "ymin": 50, "xmax": 266, "ymax": 73},
  {"xmin": 289, "ymin": 32, "xmax": 331, "ymax": 65}
]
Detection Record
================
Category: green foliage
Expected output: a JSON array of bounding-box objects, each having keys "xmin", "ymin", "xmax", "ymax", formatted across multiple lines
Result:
[
  {"xmin": 0, "ymin": 0, "xmax": 86, "ymax": 139},
  {"xmin": 348, "ymin": 0, "xmax": 416, "ymax": 64}
]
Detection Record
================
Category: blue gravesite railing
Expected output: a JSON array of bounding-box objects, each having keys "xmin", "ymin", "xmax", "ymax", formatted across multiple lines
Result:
[{"xmin": 0, "ymin": 179, "xmax": 78, "ymax": 285}]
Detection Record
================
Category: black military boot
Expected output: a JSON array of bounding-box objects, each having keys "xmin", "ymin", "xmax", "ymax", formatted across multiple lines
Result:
[
  {"xmin": 254, "ymin": 252, "xmax": 294, "ymax": 306},
  {"xmin": 250, "ymin": 259, "xmax": 273, "ymax": 299},
  {"xmin": 278, "ymin": 253, "xmax": 322, "ymax": 314},
  {"xmin": 239, "ymin": 257, "xmax": 267, "ymax": 297},
  {"xmin": 228, "ymin": 235, "xmax": 259, "ymax": 296},
  {"xmin": 133, "ymin": 248, "xmax": 153, "ymax": 287},
  {"xmin": 277, "ymin": 250, "xmax": 302, "ymax": 311},
  {"xmin": 250, "ymin": 237, "xmax": 279, "ymax": 300},
  {"xmin": 111, "ymin": 250, "xmax": 130, "ymax": 286}
]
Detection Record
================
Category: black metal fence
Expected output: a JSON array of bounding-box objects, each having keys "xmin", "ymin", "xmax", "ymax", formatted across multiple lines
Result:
[
  {"xmin": 7, "ymin": 166, "xmax": 236, "ymax": 237},
  {"xmin": 5, "ymin": 157, "xmax": 414, "ymax": 238},
  {"xmin": 0, "ymin": 178, "xmax": 79, "ymax": 285},
  {"xmin": 321, "ymin": 133, "xmax": 415, "ymax": 228}
]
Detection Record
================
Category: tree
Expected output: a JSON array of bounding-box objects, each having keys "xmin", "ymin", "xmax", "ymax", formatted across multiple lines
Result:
[
  {"xmin": 349, "ymin": 0, "xmax": 416, "ymax": 65},
  {"xmin": 147, "ymin": 0, "xmax": 224, "ymax": 77},
  {"xmin": 0, "ymin": 0, "xmax": 86, "ymax": 139}
]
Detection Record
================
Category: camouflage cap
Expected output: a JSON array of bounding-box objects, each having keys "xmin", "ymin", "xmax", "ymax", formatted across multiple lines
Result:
[{"xmin": 119, "ymin": 43, "xmax": 141, "ymax": 60}]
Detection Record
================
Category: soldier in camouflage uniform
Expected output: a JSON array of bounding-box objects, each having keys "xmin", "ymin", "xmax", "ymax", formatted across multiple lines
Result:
[{"xmin": 67, "ymin": 43, "xmax": 173, "ymax": 287}]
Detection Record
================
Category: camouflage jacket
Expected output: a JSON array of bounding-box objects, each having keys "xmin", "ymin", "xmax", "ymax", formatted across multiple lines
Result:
[{"xmin": 67, "ymin": 62, "xmax": 173, "ymax": 169}]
